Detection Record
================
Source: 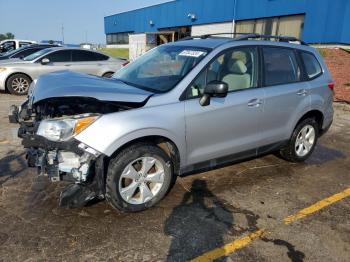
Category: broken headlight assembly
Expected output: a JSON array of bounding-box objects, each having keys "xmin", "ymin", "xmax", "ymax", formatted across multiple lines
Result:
[{"xmin": 36, "ymin": 115, "xmax": 99, "ymax": 142}]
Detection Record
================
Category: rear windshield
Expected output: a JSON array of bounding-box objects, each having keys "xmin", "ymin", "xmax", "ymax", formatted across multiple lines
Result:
[{"xmin": 113, "ymin": 45, "xmax": 210, "ymax": 93}]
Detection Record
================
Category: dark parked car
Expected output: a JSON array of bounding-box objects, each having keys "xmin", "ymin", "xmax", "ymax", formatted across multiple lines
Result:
[{"xmin": 0, "ymin": 44, "xmax": 59, "ymax": 61}]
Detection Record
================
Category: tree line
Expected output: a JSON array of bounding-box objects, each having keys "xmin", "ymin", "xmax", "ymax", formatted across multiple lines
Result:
[{"xmin": 0, "ymin": 33, "xmax": 15, "ymax": 41}]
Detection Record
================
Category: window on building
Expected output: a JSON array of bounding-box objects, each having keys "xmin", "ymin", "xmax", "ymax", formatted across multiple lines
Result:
[
  {"xmin": 262, "ymin": 47, "xmax": 301, "ymax": 86},
  {"xmin": 235, "ymin": 14, "xmax": 305, "ymax": 39},
  {"xmin": 106, "ymin": 32, "xmax": 130, "ymax": 45}
]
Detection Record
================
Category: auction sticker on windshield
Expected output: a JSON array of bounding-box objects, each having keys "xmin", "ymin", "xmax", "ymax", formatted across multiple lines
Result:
[{"xmin": 179, "ymin": 50, "xmax": 206, "ymax": 57}]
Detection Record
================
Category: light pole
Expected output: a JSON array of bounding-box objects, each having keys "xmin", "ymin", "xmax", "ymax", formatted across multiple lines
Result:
[{"xmin": 61, "ymin": 24, "xmax": 65, "ymax": 44}]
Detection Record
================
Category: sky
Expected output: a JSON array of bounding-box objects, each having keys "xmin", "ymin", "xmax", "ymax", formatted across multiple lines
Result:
[{"xmin": 0, "ymin": 0, "xmax": 172, "ymax": 44}]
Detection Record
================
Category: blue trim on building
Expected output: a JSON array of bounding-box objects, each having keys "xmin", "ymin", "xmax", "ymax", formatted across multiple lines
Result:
[{"xmin": 104, "ymin": 0, "xmax": 350, "ymax": 44}]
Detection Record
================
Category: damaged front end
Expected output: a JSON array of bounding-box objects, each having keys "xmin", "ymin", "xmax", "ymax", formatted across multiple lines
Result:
[{"xmin": 9, "ymin": 96, "xmax": 143, "ymax": 208}]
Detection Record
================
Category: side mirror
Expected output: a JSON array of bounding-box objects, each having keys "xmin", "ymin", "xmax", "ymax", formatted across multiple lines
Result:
[
  {"xmin": 199, "ymin": 80, "xmax": 228, "ymax": 106},
  {"xmin": 41, "ymin": 58, "xmax": 50, "ymax": 65}
]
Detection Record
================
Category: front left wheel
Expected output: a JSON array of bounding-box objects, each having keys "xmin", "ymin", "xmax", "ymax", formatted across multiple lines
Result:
[
  {"xmin": 106, "ymin": 143, "xmax": 175, "ymax": 212},
  {"xmin": 6, "ymin": 73, "xmax": 31, "ymax": 95}
]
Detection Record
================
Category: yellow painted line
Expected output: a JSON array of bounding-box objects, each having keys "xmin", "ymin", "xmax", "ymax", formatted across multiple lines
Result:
[
  {"xmin": 191, "ymin": 187, "xmax": 350, "ymax": 262},
  {"xmin": 191, "ymin": 229, "xmax": 265, "ymax": 262},
  {"xmin": 284, "ymin": 187, "xmax": 350, "ymax": 224}
]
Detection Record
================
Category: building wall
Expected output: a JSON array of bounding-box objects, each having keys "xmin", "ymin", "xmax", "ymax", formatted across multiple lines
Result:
[
  {"xmin": 105, "ymin": 0, "xmax": 350, "ymax": 44},
  {"xmin": 191, "ymin": 22, "xmax": 234, "ymax": 37}
]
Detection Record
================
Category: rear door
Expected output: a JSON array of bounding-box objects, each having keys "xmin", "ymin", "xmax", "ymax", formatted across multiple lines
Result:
[
  {"xmin": 184, "ymin": 46, "xmax": 265, "ymax": 166},
  {"xmin": 70, "ymin": 50, "xmax": 109, "ymax": 76},
  {"xmin": 258, "ymin": 46, "xmax": 310, "ymax": 152}
]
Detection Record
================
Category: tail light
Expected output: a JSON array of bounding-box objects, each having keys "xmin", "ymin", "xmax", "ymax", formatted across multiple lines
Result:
[
  {"xmin": 328, "ymin": 81, "xmax": 335, "ymax": 91},
  {"xmin": 122, "ymin": 61, "xmax": 129, "ymax": 67}
]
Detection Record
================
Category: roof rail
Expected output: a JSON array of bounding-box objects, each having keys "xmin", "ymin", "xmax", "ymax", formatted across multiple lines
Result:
[
  {"xmin": 178, "ymin": 32, "xmax": 308, "ymax": 45},
  {"xmin": 235, "ymin": 33, "xmax": 308, "ymax": 45}
]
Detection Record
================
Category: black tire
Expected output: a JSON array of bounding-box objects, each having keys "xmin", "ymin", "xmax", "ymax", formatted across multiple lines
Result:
[
  {"xmin": 280, "ymin": 118, "xmax": 319, "ymax": 162},
  {"xmin": 6, "ymin": 73, "xmax": 32, "ymax": 95},
  {"xmin": 106, "ymin": 143, "xmax": 175, "ymax": 212},
  {"xmin": 102, "ymin": 72, "xmax": 114, "ymax": 78}
]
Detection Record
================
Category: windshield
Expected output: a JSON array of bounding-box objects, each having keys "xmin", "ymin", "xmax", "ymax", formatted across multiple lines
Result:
[
  {"xmin": 23, "ymin": 48, "xmax": 53, "ymax": 61},
  {"xmin": 2, "ymin": 46, "xmax": 27, "ymax": 56},
  {"xmin": 113, "ymin": 45, "xmax": 209, "ymax": 93}
]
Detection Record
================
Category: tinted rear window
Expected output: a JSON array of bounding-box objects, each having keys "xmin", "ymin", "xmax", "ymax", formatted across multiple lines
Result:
[
  {"xmin": 72, "ymin": 50, "xmax": 109, "ymax": 61},
  {"xmin": 263, "ymin": 47, "xmax": 301, "ymax": 86},
  {"xmin": 301, "ymin": 52, "xmax": 322, "ymax": 79}
]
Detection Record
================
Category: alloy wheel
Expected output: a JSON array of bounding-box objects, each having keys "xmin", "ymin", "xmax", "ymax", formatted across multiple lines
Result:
[
  {"xmin": 295, "ymin": 124, "xmax": 316, "ymax": 157},
  {"xmin": 118, "ymin": 157, "xmax": 165, "ymax": 205},
  {"xmin": 11, "ymin": 77, "xmax": 29, "ymax": 94}
]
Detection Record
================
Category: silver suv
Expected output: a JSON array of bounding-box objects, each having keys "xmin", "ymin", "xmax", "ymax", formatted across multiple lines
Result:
[{"xmin": 9, "ymin": 34, "xmax": 334, "ymax": 212}]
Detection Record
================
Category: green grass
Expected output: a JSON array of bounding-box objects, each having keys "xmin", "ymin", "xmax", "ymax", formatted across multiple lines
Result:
[
  {"xmin": 99, "ymin": 48, "xmax": 129, "ymax": 59},
  {"xmin": 317, "ymin": 48, "xmax": 327, "ymax": 57},
  {"xmin": 341, "ymin": 48, "xmax": 350, "ymax": 54}
]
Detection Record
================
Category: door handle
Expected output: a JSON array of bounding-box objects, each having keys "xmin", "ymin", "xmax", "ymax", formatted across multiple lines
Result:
[
  {"xmin": 297, "ymin": 89, "xmax": 308, "ymax": 96},
  {"xmin": 247, "ymin": 98, "xmax": 262, "ymax": 107}
]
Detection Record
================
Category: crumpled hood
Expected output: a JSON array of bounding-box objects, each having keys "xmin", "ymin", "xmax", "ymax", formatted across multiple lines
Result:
[{"xmin": 31, "ymin": 70, "xmax": 153, "ymax": 104}]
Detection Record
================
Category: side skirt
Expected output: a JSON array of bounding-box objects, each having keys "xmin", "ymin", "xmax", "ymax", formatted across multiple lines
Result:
[{"xmin": 180, "ymin": 140, "xmax": 288, "ymax": 177}]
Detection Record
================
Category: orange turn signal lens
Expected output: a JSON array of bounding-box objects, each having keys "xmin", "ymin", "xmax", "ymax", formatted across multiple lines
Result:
[{"xmin": 74, "ymin": 116, "xmax": 98, "ymax": 135}]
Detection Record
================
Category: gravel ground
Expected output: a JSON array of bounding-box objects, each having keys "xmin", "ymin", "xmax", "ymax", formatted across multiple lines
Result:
[{"xmin": 0, "ymin": 92, "xmax": 349, "ymax": 261}]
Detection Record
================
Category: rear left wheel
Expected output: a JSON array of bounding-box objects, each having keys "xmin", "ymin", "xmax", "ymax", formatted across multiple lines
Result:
[
  {"xmin": 106, "ymin": 143, "xmax": 175, "ymax": 212},
  {"xmin": 6, "ymin": 73, "xmax": 31, "ymax": 95},
  {"xmin": 280, "ymin": 118, "xmax": 319, "ymax": 162}
]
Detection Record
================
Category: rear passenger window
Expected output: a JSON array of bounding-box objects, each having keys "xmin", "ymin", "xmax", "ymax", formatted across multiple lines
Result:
[
  {"xmin": 72, "ymin": 50, "xmax": 108, "ymax": 61},
  {"xmin": 301, "ymin": 52, "xmax": 322, "ymax": 79},
  {"xmin": 93, "ymin": 52, "xmax": 109, "ymax": 61},
  {"xmin": 72, "ymin": 50, "xmax": 95, "ymax": 62},
  {"xmin": 263, "ymin": 47, "xmax": 301, "ymax": 86}
]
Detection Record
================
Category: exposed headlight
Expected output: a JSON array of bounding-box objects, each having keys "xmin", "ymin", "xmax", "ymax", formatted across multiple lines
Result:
[
  {"xmin": 0, "ymin": 67, "xmax": 7, "ymax": 73},
  {"xmin": 37, "ymin": 115, "xmax": 99, "ymax": 142}
]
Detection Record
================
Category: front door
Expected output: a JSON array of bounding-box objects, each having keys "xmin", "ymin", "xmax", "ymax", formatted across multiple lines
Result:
[
  {"xmin": 184, "ymin": 46, "xmax": 264, "ymax": 167},
  {"xmin": 35, "ymin": 50, "xmax": 72, "ymax": 79}
]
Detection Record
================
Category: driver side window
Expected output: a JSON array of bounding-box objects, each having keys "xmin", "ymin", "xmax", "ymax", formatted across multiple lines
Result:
[{"xmin": 187, "ymin": 46, "xmax": 258, "ymax": 98}]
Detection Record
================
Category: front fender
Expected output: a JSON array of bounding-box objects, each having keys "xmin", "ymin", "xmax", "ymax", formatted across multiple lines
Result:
[{"xmin": 75, "ymin": 102, "xmax": 186, "ymax": 164}]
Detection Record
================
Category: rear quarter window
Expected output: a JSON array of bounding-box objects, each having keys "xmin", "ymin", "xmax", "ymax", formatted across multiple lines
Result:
[{"xmin": 301, "ymin": 51, "xmax": 322, "ymax": 80}]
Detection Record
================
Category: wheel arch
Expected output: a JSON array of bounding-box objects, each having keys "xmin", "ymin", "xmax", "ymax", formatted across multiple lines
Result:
[
  {"xmin": 295, "ymin": 109, "xmax": 324, "ymax": 132},
  {"xmin": 108, "ymin": 135, "xmax": 181, "ymax": 176}
]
